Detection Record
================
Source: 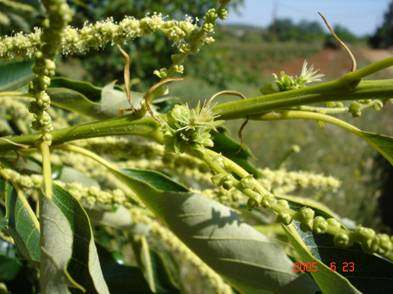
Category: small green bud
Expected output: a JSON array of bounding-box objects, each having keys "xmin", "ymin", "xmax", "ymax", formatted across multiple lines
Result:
[
  {"xmin": 261, "ymin": 194, "xmax": 276, "ymax": 208},
  {"xmin": 349, "ymin": 102, "xmax": 362, "ymax": 117},
  {"xmin": 222, "ymin": 180, "xmax": 234, "ymax": 190},
  {"xmin": 377, "ymin": 234, "xmax": 392, "ymax": 253},
  {"xmin": 355, "ymin": 227, "xmax": 375, "ymax": 253},
  {"xmin": 334, "ymin": 232, "xmax": 351, "ymax": 248},
  {"xmin": 205, "ymin": 9, "xmax": 218, "ymax": 22},
  {"xmin": 240, "ymin": 175, "xmax": 256, "ymax": 190},
  {"xmin": 373, "ymin": 100, "xmax": 384, "ymax": 111},
  {"xmin": 277, "ymin": 199, "xmax": 289, "ymax": 209},
  {"xmin": 298, "ymin": 208, "xmax": 315, "ymax": 231},
  {"xmin": 277, "ymin": 213, "xmax": 292, "ymax": 225},
  {"xmin": 217, "ymin": 8, "xmax": 228, "ymax": 20},
  {"xmin": 313, "ymin": 216, "xmax": 328, "ymax": 234},
  {"xmin": 211, "ymin": 174, "xmax": 225, "ymax": 186},
  {"xmin": 299, "ymin": 207, "xmax": 315, "ymax": 220},
  {"xmin": 243, "ymin": 188, "xmax": 262, "ymax": 204},
  {"xmin": 355, "ymin": 227, "xmax": 376, "ymax": 241},
  {"xmin": 247, "ymin": 198, "xmax": 259, "ymax": 209},
  {"xmin": 326, "ymin": 218, "xmax": 341, "ymax": 229}
]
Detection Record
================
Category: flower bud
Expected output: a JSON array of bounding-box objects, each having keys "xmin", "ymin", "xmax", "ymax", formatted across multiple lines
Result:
[
  {"xmin": 334, "ymin": 232, "xmax": 351, "ymax": 248},
  {"xmin": 313, "ymin": 216, "xmax": 328, "ymax": 234},
  {"xmin": 277, "ymin": 213, "xmax": 292, "ymax": 225}
]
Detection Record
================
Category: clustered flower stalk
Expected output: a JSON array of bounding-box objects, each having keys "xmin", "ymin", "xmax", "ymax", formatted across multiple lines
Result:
[
  {"xmin": 28, "ymin": 0, "xmax": 72, "ymax": 200},
  {"xmin": 0, "ymin": 15, "xmax": 196, "ymax": 60},
  {"xmin": 199, "ymin": 147, "xmax": 393, "ymax": 260},
  {"xmin": 155, "ymin": 2, "xmax": 229, "ymax": 78}
]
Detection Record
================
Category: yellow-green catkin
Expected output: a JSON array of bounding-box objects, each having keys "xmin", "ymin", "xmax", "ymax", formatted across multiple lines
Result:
[{"xmin": 28, "ymin": 0, "xmax": 72, "ymax": 144}]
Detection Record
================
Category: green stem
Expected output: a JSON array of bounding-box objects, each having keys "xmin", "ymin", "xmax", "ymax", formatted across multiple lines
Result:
[
  {"xmin": 40, "ymin": 142, "xmax": 53, "ymax": 199},
  {"xmin": 213, "ymin": 78, "xmax": 393, "ymax": 120},
  {"xmin": 296, "ymin": 105, "xmax": 348, "ymax": 114},
  {"xmin": 252, "ymin": 110, "xmax": 362, "ymax": 137},
  {"xmin": 203, "ymin": 148, "xmax": 270, "ymax": 196},
  {"xmin": 60, "ymin": 144, "xmax": 118, "ymax": 171},
  {"xmin": 0, "ymin": 116, "xmax": 163, "ymax": 151}
]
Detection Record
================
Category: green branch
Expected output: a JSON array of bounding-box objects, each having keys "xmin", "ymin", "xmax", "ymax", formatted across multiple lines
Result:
[
  {"xmin": 214, "ymin": 59, "xmax": 393, "ymax": 119},
  {"xmin": 252, "ymin": 110, "xmax": 361, "ymax": 137},
  {"xmin": 0, "ymin": 116, "xmax": 162, "ymax": 151}
]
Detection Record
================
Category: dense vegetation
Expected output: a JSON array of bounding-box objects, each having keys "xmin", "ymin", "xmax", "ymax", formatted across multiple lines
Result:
[
  {"xmin": 0, "ymin": 0, "xmax": 393, "ymax": 293},
  {"xmin": 370, "ymin": 0, "xmax": 393, "ymax": 48}
]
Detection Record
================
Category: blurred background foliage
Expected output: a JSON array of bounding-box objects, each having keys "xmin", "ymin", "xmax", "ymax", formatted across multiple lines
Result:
[{"xmin": 0, "ymin": 0, "xmax": 392, "ymax": 232}]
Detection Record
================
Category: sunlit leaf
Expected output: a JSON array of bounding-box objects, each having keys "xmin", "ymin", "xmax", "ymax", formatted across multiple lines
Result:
[
  {"xmin": 107, "ymin": 167, "xmax": 319, "ymax": 293},
  {"xmin": 50, "ymin": 184, "xmax": 109, "ymax": 294}
]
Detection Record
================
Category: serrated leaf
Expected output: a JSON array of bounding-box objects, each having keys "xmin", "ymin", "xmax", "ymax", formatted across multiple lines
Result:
[
  {"xmin": 108, "ymin": 168, "xmax": 319, "ymax": 293},
  {"xmin": 287, "ymin": 221, "xmax": 393, "ymax": 293},
  {"xmin": 211, "ymin": 127, "xmax": 260, "ymax": 177},
  {"xmin": 361, "ymin": 131, "xmax": 393, "ymax": 165},
  {"xmin": 3, "ymin": 182, "xmax": 40, "ymax": 263},
  {"xmin": 0, "ymin": 60, "xmax": 33, "ymax": 91}
]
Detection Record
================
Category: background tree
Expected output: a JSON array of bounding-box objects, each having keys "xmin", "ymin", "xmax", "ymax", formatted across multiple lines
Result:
[{"xmin": 369, "ymin": 0, "xmax": 393, "ymax": 48}]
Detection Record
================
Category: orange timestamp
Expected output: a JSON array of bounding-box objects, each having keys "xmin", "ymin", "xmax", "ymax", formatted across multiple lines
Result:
[{"xmin": 292, "ymin": 261, "xmax": 356, "ymax": 273}]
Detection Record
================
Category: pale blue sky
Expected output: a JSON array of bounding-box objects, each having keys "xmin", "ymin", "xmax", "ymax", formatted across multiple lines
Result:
[{"xmin": 226, "ymin": 0, "xmax": 391, "ymax": 36}]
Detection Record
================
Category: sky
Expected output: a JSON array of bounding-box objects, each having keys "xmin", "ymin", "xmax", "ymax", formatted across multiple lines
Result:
[{"xmin": 226, "ymin": 0, "xmax": 391, "ymax": 36}]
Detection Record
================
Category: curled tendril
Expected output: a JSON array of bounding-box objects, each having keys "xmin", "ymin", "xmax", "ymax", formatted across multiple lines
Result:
[{"xmin": 208, "ymin": 90, "xmax": 249, "ymax": 144}]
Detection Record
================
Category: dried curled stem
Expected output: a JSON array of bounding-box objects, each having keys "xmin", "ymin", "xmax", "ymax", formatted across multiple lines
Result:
[{"xmin": 318, "ymin": 12, "xmax": 357, "ymax": 72}]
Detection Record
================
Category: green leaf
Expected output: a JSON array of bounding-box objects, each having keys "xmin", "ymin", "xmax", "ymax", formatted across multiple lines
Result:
[
  {"xmin": 91, "ymin": 207, "xmax": 181, "ymax": 292},
  {"xmin": 47, "ymin": 88, "xmax": 110, "ymax": 120},
  {"xmin": 287, "ymin": 221, "xmax": 393, "ymax": 293},
  {"xmin": 47, "ymin": 77, "xmax": 181, "ymax": 119},
  {"xmin": 150, "ymin": 249, "xmax": 181, "ymax": 292},
  {"xmin": 110, "ymin": 168, "xmax": 319, "ymax": 293},
  {"xmin": 131, "ymin": 236, "xmax": 180, "ymax": 293},
  {"xmin": 3, "ymin": 183, "xmax": 40, "ymax": 263},
  {"xmin": 97, "ymin": 245, "xmax": 152, "ymax": 293},
  {"xmin": 211, "ymin": 127, "xmax": 260, "ymax": 177},
  {"xmin": 51, "ymin": 184, "xmax": 109, "ymax": 294},
  {"xmin": 0, "ymin": 240, "xmax": 21, "ymax": 281},
  {"xmin": 100, "ymin": 82, "xmax": 145, "ymax": 116},
  {"xmin": 361, "ymin": 131, "xmax": 393, "ymax": 165},
  {"xmin": 50, "ymin": 77, "xmax": 102, "ymax": 102},
  {"xmin": 0, "ymin": 60, "xmax": 33, "ymax": 91},
  {"xmin": 39, "ymin": 193, "xmax": 78, "ymax": 293}
]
